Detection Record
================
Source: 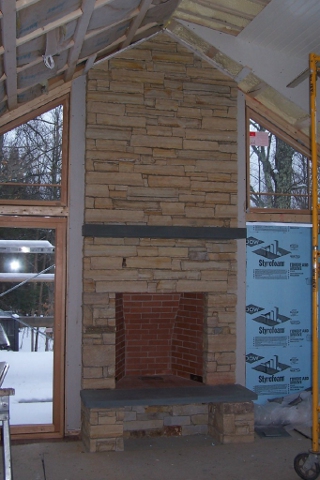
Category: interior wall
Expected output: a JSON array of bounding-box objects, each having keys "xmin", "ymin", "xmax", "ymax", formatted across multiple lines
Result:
[{"xmin": 235, "ymin": 91, "xmax": 247, "ymax": 386}]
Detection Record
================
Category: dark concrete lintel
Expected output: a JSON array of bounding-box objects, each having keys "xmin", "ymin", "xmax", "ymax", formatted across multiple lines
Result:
[
  {"xmin": 82, "ymin": 224, "xmax": 246, "ymax": 240},
  {"xmin": 80, "ymin": 384, "xmax": 257, "ymax": 409}
]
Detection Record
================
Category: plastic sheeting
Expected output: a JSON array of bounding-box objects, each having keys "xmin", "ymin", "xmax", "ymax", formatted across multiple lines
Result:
[
  {"xmin": 87, "ymin": 0, "xmax": 141, "ymax": 32},
  {"xmin": 254, "ymin": 389, "xmax": 312, "ymax": 427},
  {"xmin": 16, "ymin": 0, "xmax": 81, "ymax": 39}
]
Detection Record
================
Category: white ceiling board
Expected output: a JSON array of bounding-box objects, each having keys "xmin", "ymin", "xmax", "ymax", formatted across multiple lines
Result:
[
  {"xmin": 179, "ymin": 21, "xmax": 309, "ymax": 113},
  {"xmin": 238, "ymin": 0, "xmax": 320, "ymax": 57}
]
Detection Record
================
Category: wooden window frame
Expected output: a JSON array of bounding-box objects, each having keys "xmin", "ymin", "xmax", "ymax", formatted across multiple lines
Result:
[
  {"xmin": 246, "ymin": 103, "xmax": 312, "ymax": 216},
  {"xmin": 0, "ymin": 94, "xmax": 70, "ymax": 439},
  {"xmin": 0, "ymin": 215, "xmax": 66, "ymax": 439},
  {"xmin": 0, "ymin": 95, "xmax": 69, "ymax": 208}
]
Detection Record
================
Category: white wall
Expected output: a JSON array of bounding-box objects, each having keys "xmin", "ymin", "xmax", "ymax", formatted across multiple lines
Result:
[
  {"xmin": 236, "ymin": 91, "xmax": 247, "ymax": 385},
  {"xmin": 65, "ymin": 75, "xmax": 86, "ymax": 434}
]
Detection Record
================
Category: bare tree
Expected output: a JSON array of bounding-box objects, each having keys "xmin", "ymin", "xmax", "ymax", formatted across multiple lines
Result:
[
  {"xmin": 0, "ymin": 105, "xmax": 63, "ymax": 201},
  {"xmin": 249, "ymin": 120, "xmax": 310, "ymax": 210}
]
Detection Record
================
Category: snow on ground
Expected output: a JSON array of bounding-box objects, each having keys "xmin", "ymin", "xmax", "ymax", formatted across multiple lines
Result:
[{"xmin": 0, "ymin": 327, "xmax": 53, "ymax": 425}]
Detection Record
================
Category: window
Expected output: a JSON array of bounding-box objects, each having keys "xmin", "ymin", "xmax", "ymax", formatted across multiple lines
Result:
[
  {"xmin": 0, "ymin": 96, "xmax": 69, "ymax": 437},
  {"xmin": 0, "ymin": 98, "xmax": 68, "ymax": 205},
  {"xmin": 0, "ymin": 218, "xmax": 66, "ymax": 435},
  {"xmin": 248, "ymin": 109, "xmax": 312, "ymax": 211}
]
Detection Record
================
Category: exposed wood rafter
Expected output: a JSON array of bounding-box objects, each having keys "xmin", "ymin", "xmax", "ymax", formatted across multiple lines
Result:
[
  {"xmin": 0, "ymin": 0, "xmax": 315, "ymax": 157},
  {"xmin": 121, "ymin": 0, "xmax": 154, "ymax": 49},
  {"xmin": 0, "ymin": 0, "xmax": 18, "ymax": 110},
  {"xmin": 64, "ymin": 0, "xmax": 97, "ymax": 82},
  {"xmin": 286, "ymin": 68, "xmax": 309, "ymax": 89}
]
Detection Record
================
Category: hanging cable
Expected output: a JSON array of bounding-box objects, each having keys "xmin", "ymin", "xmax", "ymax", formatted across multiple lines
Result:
[
  {"xmin": 0, "ymin": 264, "xmax": 55, "ymax": 298},
  {"xmin": 43, "ymin": 55, "xmax": 55, "ymax": 69}
]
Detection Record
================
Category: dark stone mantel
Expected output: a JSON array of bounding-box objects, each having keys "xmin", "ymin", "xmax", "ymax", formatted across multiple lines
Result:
[{"xmin": 82, "ymin": 224, "xmax": 246, "ymax": 240}]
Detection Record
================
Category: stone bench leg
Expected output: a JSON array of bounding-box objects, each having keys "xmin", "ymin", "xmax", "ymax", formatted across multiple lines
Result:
[
  {"xmin": 81, "ymin": 405, "xmax": 124, "ymax": 452},
  {"xmin": 208, "ymin": 401, "xmax": 255, "ymax": 444}
]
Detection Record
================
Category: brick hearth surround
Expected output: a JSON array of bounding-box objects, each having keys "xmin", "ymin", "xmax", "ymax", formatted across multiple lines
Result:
[{"xmin": 81, "ymin": 32, "xmax": 250, "ymax": 449}]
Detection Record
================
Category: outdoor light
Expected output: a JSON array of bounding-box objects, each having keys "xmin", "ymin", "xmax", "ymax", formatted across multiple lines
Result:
[{"xmin": 9, "ymin": 260, "xmax": 20, "ymax": 272}]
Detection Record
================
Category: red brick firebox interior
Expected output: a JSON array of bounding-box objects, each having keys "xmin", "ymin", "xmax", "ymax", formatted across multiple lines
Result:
[{"xmin": 115, "ymin": 293, "xmax": 204, "ymax": 387}]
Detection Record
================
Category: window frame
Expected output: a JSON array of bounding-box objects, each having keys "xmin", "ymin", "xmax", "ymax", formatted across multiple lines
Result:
[
  {"xmin": 246, "ymin": 105, "xmax": 312, "ymax": 215},
  {"xmin": 0, "ymin": 215, "xmax": 66, "ymax": 439},
  {"xmin": 0, "ymin": 96, "xmax": 69, "ymax": 208}
]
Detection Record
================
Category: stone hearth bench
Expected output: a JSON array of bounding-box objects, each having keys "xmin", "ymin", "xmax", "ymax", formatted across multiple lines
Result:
[{"xmin": 81, "ymin": 384, "xmax": 257, "ymax": 452}]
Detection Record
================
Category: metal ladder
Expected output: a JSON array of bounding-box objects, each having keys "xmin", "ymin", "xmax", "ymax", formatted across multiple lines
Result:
[
  {"xmin": 0, "ymin": 363, "xmax": 14, "ymax": 480},
  {"xmin": 310, "ymin": 53, "xmax": 320, "ymax": 457},
  {"xmin": 292, "ymin": 53, "xmax": 320, "ymax": 480}
]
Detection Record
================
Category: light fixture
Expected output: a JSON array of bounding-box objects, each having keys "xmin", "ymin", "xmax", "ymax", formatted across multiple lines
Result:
[{"xmin": 9, "ymin": 260, "xmax": 20, "ymax": 272}]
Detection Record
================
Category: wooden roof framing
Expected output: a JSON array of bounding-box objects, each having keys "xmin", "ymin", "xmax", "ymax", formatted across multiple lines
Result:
[
  {"xmin": 0, "ymin": 0, "xmax": 319, "ymax": 145},
  {"xmin": 0, "ymin": 0, "xmax": 180, "ymax": 119}
]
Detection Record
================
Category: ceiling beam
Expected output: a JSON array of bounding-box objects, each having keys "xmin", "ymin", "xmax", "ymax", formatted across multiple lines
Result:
[
  {"xmin": 0, "ymin": 0, "xmax": 18, "ymax": 110},
  {"xmin": 286, "ymin": 68, "xmax": 309, "ymax": 88},
  {"xmin": 246, "ymin": 80, "xmax": 268, "ymax": 97},
  {"xmin": 16, "ymin": 0, "xmax": 41, "ymax": 12},
  {"xmin": 84, "ymin": 54, "xmax": 97, "ymax": 75},
  {"xmin": 121, "ymin": 0, "xmax": 153, "ymax": 49},
  {"xmin": 64, "ymin": 0, "xmax": 96, "ymax": 82},
  {"xmin": 173, "ymin": 9, "xmax": 243, "ymax": 35}
]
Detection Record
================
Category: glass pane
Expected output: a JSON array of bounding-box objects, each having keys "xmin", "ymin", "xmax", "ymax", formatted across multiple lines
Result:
[
  {"xmin": 0, "ymin": 105, "xmax": 63, "ymax": 202},
  {"xmin": 249, "ymin": 119, "xmax": 311, "ymax": 210},
  {"xmin": 0, "ymin": 227, "xmax": 55, "ymax": 425}
]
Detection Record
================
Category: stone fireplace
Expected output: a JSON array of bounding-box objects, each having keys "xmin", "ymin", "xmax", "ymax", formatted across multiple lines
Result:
[
  {"xmin": 80, "ymin": 33, "xmax": 253, "ymax": 451},
  {"xmin": 82, "ymin": 229, "xmax": 244, "ymax": 390}
]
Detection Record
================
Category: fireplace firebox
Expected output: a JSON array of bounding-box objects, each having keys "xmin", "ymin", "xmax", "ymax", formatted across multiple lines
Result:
[{"xmin": 115, "ymin": 293, "xmax": 204, "ymax": 388}]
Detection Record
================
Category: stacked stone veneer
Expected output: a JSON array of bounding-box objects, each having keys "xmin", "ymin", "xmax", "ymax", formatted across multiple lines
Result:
[
  {"xmin": 83, "ymin": 32, "xmax": 238, "ymax": 389},
  {"xmin": 81, "ymin": 401, "xmax": 254, "ymax": 452}
]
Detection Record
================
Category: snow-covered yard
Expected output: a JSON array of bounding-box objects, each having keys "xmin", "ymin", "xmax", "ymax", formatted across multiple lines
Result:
[{"xmin": 0, "ymin": 327, "xmax": 53, "ymax": 425}]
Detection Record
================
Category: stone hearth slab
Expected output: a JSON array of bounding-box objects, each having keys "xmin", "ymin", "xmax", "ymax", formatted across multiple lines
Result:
[{"xmin": 81, "ymin": 384, "xmax": 257, "ymax": 409}]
